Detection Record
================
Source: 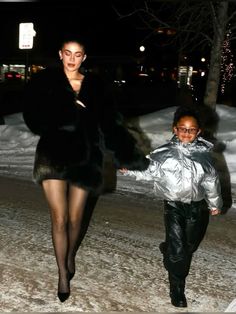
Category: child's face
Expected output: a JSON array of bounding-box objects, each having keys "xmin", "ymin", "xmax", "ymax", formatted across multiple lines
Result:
[{"xmin": 173, "ymin": 116, "xmax": 201, "ymax": 144}]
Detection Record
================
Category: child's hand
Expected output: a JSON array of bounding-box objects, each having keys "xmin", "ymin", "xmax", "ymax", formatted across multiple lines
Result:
[
  {"xmin": 119, "ymin": 168, "xmax": 128, "ymax": 174},
  {"xmin": 210, "ymin": 208, "xmax": 221, "ymax": 216}
]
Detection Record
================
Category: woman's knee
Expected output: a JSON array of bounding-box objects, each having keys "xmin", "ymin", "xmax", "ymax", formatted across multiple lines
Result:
[
  {"xmin": 51, "ymin": 213, "xmax": 68, "ymax": 231},
  {"xmin": 68, "ymin": 217, "xmax": 82, "ymax": 230}
]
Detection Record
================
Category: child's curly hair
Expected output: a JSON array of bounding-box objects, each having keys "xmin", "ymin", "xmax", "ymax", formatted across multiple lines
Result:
[{"xmin": 172, "ymin": 105, "xmax": 202, "ymax": 128}]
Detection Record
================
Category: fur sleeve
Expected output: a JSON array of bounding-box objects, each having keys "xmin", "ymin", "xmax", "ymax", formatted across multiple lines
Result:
[
  {"xmin": 102, "ymin": 112, "xmax": 150, "ymax": 171},
  {"xmin": 23, "ymin": 67, "xmax": 77, "ymax": 135}
]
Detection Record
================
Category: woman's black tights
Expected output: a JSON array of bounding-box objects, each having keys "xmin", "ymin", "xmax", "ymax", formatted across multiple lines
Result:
[{"xmin": 42, "ymin": 179, "xmax": 89, "ymax": 293}]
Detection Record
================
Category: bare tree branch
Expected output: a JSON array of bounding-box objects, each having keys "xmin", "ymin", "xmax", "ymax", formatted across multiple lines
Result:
[{"xmin": 112, "ymin": 0, "xmax": 236, "ymax": 109}]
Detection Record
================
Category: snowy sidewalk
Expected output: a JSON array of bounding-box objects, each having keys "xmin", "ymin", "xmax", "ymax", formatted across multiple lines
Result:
[{"xmin": 0, "ymin": 176, "xmax": 236, "ymax": 312}]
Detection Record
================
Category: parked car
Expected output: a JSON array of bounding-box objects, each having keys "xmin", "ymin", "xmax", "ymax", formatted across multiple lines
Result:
[{"xmin": 4, "ymin": 71, "xmax": 22, "ymax": 81}]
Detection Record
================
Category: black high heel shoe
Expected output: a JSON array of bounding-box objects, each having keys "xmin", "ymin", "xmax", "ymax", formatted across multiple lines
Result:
[
  {"xmin": 57, "ymin": 273, "xmax": 70, "ymax": 302},
  {"xmin": 57, "ymin": 291, "xmax": 70, "ymax": 303},
  {"xmin": 68, "ymin": 272, "xmax": 75, "ymax": 281}
]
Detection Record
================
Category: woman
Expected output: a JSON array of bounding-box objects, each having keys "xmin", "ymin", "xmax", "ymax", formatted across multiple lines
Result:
[{"xmin": 23, "ymin": 34, "xmax": 149, "ymax": 302}]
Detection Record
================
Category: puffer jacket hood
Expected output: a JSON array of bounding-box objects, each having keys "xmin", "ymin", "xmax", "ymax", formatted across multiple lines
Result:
[{"xmin": 126, "ymin": 135, "xmax": 222, "ymax": 209}]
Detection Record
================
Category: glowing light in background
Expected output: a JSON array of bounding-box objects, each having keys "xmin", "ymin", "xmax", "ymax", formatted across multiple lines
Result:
[{"xmin": 139, "ymin": 45, "xmax": 145, "ymax": 52}]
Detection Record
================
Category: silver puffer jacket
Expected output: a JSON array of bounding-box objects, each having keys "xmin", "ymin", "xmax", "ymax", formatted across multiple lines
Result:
[{"xmin": 126, "ymin": 135, "xmax": 222, "ymax": 209}]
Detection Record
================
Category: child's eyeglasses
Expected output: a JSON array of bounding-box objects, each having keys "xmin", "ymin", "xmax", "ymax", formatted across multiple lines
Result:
[{"xmin": 177, "ymin": 127, "xmax": 198, "ymax": 134}]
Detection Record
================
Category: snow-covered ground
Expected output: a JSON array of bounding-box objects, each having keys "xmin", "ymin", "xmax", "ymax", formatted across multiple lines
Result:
[{"xmin": 0, "ymin": 105, "xmax": 236, "ymax": 312}]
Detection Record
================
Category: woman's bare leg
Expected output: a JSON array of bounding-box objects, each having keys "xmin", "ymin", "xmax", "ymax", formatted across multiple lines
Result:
[
  {"xmin": 67, "ymin": 185, "xmax": 89, "ymax": 277},
  {"xmin": 42, "ymin": 179, "xmax": 69, "ymax": 294}
]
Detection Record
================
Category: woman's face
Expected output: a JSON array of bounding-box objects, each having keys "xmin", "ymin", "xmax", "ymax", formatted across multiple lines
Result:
[
  {"xmin": 59, "ymin": 41, "xmax": 86, "ymax": 73},
  {"xmin": 173, "ymin": 116, "xmax": 201, "ymax": 143}
]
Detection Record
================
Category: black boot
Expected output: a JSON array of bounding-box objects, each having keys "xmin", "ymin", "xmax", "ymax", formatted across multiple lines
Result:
[
  {"xmin": 169, "ymin": 275, "xmax": 187, "ymax": 307},
  {"xmin": 159, "ymin": 242, "xmax": 167, "ymax": 254},
  {"xmin": 170, "ymin": 284, "xmax": 187, "ymax": 307}
]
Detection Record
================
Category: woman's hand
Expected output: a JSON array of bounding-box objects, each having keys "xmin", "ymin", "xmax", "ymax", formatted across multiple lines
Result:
[
  {"xmin": 119, "ymin": 168, "xmax": 128, "ymax": 174},
  {"xmin": 210, "ymin": 208, "xmax": 221, "ymax": 216}
]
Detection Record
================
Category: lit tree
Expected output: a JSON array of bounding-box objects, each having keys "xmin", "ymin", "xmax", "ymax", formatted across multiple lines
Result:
[
  {"xmin": 113, "ymin": 0, "xmax": 236, "ymax": 109},
  {"xmin": 220, "ymin": 29, "xmax": 234, "ymax": 95}
]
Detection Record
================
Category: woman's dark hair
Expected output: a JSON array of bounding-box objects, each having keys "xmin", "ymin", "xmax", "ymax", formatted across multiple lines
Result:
[
  {"xmin": 172, "ymin": 105, "xmax": 202, "ymax": 128},
  {"xmin": 58, "ymin": 32, "xmax": 87, "ymax": 52}
]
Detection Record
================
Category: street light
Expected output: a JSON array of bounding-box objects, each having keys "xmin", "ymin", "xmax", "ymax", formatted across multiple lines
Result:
[{"xmin": 139, "ymin": 45, "xmax": 145, "ymax": 52}]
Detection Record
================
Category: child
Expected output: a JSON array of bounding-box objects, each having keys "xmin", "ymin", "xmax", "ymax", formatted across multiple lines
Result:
[{"xmin": 120, "ymin": 105, "xmax": 222, "ymax": 308}]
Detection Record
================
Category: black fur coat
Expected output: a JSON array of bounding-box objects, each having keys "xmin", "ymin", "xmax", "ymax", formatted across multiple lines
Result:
[{"xmin": 23, "ymin": 66, "xmax": 149, "ymax": 194}]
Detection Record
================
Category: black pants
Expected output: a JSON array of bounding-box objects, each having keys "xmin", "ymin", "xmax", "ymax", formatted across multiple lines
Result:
[{"xmin": 162, "ymin": 200, "xmax": 209, "ymax": 285}]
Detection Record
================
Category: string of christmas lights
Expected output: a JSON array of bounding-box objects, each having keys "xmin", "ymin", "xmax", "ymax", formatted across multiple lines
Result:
[{"xmin": 220, "ymin": 30, "xmax": 235, "ymax": 95}]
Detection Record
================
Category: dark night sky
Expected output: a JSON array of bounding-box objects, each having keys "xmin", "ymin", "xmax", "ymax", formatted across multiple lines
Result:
[{"xmin": 0, "ymin": 1, "xmax": 144, "ymax": 62}]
